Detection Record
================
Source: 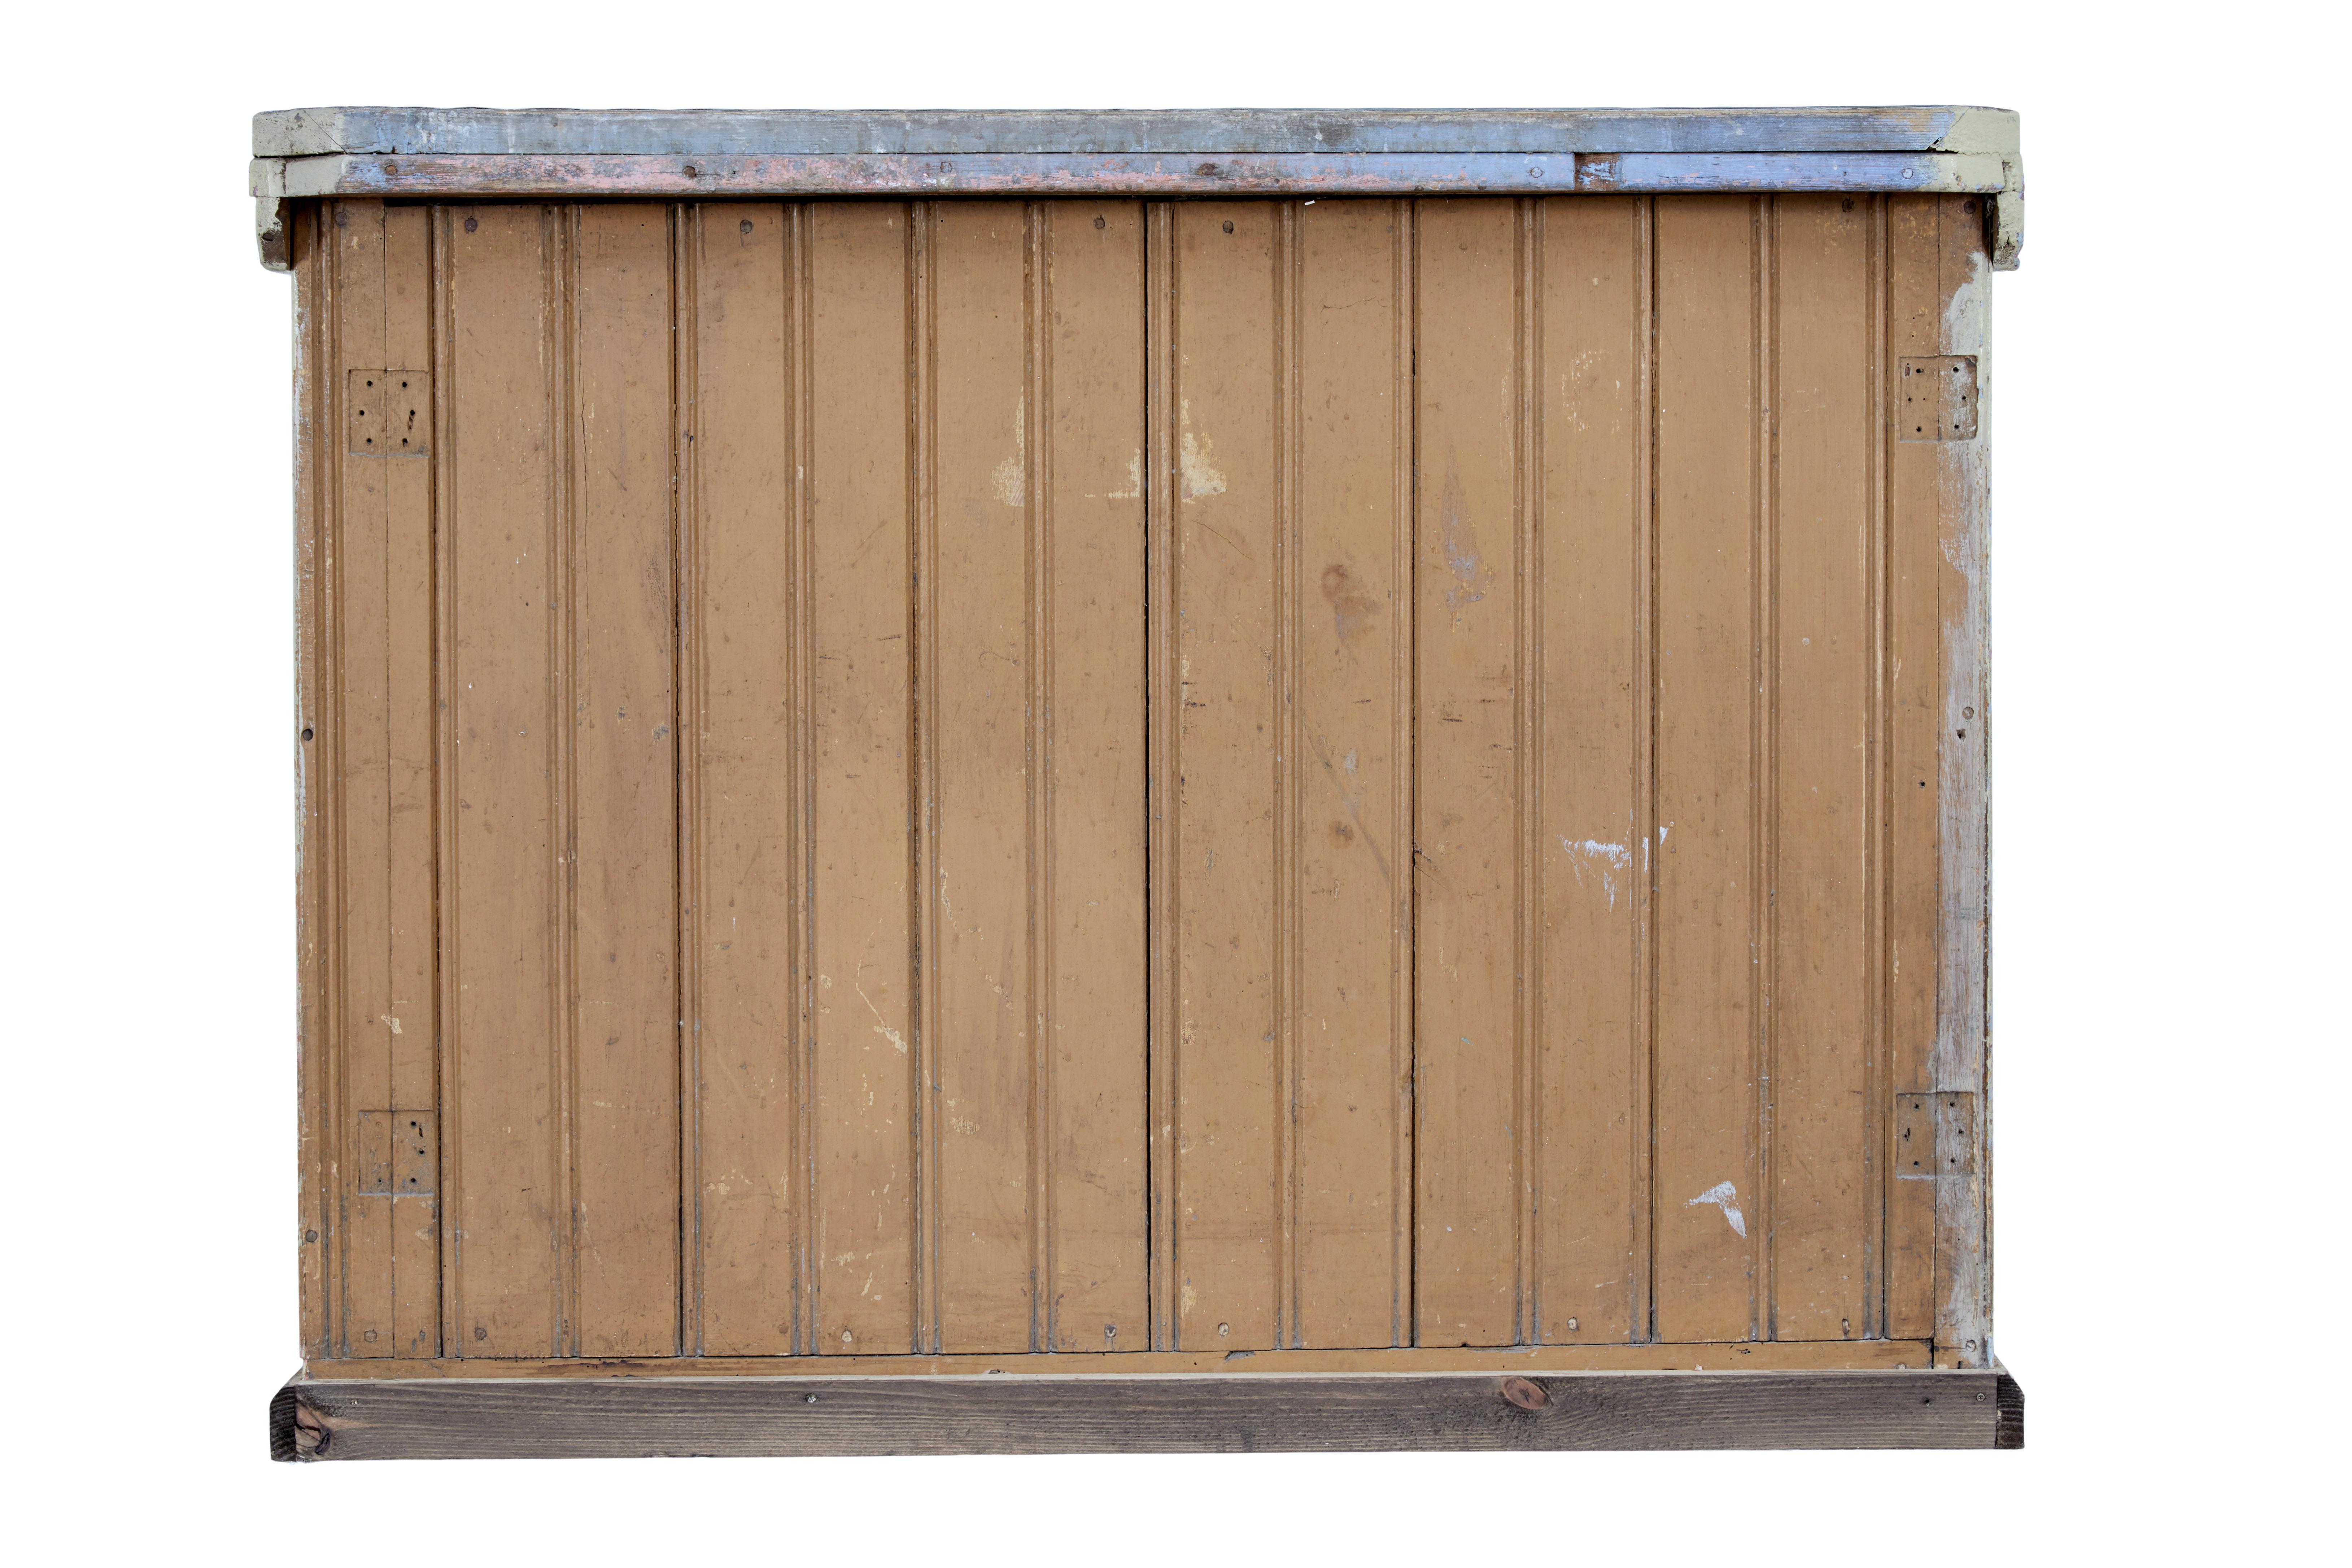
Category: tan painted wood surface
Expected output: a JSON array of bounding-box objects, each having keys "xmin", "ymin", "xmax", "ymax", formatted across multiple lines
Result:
[{"xmin": 292, "ymin": 193, "xmax": 1994, "ymax": 1375}]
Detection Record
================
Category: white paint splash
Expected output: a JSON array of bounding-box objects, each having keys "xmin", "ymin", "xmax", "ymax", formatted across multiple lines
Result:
[
  {"xmin": 1178, "ymin": 399, "xmax": 1226, "ymax": 498},
  {"xmin": 852, "ymin": 978, "xmax": 908, "ymax": 1054},
  {"xmin": 1102, "ymin": 448, "xmax": 1144, "ymax": 501},
  {"xmin": 1686, "ymin": 1180, "xmax": 1747, "ymax": 1238},
  {"xmin": 1559, "ymin": 838, "xmax": 1632, "ymax": 908},
  {"xmin": 991, "ymin": 396, "xmax": 1026, "ymax": 508}
]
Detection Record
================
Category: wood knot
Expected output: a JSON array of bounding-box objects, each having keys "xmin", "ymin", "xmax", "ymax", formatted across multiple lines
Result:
[
  {"xmin": 292, "ymin": 1400, "xmax": 330, "ymax": 1457},
  {"xmin": 1499, "ymin": 1376, "xmax": 1550, "ymax": 1412}
]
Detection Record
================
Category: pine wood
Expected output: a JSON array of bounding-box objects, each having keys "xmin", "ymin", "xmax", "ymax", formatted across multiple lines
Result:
[{"xmin": 271, "ymin": 1363, "xmax": 2021, "ymax": 1459}]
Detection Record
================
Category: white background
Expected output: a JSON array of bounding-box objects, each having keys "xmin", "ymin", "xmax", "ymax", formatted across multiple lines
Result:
[{"xmin": 4, "ymin": 3, "xmax": 2341, "ymax": 1560}]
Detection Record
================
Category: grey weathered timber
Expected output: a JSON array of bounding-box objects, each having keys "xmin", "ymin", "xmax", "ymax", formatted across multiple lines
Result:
[
  {"xmin": 249, "ymin": 106, "xmax": 2024, "ymax": 271},
  {"xmin": 272, "ymin": 1366, "xmax": 2025, "ymax": 1460}
]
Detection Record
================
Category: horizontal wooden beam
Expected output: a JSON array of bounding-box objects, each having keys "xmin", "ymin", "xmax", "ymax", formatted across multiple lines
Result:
[
  {"xmin": 246, "ymin": 106, "xmax": 2024, "ymax": 272},
  {"xmin": 253, "ymin": 105, "xmax": 2016, "ymax": 160},
  {"xmin": 301, "ymin": 1339, "xmax": 1938, "ymax": 1381},
  {"xmin": 272, "ymin": 1364, "xmax": 2024, "ymax": 1459}
]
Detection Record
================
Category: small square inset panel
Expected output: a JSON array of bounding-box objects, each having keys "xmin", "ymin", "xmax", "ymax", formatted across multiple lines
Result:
[
  {"xmin": 1899, "ymin": 355, "xmax": 1977, "ymax": 442},
  {"xmin": 355, "ymin": 1110, "xmax": 437, "ymax": 1196},
  {"xmin": 346, "ymin": 368, "xmax": 429, "ymax": 457}
]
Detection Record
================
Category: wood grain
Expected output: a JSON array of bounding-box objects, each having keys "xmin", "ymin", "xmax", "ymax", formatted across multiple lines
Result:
[
  {"xmin": 1412, "ymin": 198, "xmax": 1526, "ymax": 1349},
  {"xmin": 275, "ymin": 1364, "xmax": 2019, "ymax": 1458},
  {"xmin": 1038, "ymin": 201, "xmax": 1150, "ymax": 1352},
  {"xmin": 1292, "ymin": 198, "xmax": 1413, "ymax": 1349},
  {"xmin": 1769, "ymin": 195, "xmax": 1877, "ymax": 1341},
  {"xmin": 926, "ymin": 201, "xmax": 1035, "ymax": 1351},
  {"xmin": 807, "ymin": 202, "xmax": 916, "ymax": 1355},
  {"xmin": 1168, "ymin": 201, "xmax": 1283, "ymax": 1352},
  {"xmin": 567, "ymin": 204, "xmax": 680, "ymax": 1355},
  {"xmin": 1533, "ymin": 195, "xmax": 1649, "ymax": 1345},
  {"xmin": 442, "ymin": 205, "xmax": 563, "ymax": 1357},
  {"xmin": 685, "ymin": 202, "xmax": 802, "ymax": 1357},
  {"xmin": 1651, "ymin": 196, "xmax": 1762, "ymax": 1344}
]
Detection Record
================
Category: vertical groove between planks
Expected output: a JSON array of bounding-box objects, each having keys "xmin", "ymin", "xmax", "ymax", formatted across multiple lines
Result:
[
  {"xmin": 431, "ymin": 204, "xmax": 465, "ymax": 1356},
  {"xmin": 1631, "ymin": 196, "xmax": 1658, "ymax": 1346},
  {"xmin": 1145, "ymin": 202, "xmax": 1179, "ymax": 1351},
  {"xmin": 1276, "ymin": 199, "xmax": 1301, "ymax": 1349},
  {"xmin": 1404, "ymin": 201, "xmax": 1422, "ymax": 1349},
  {"xmin": 790, "ymin": 204, "xmax": 818, "ymax": 1358},
  {"xmin": 1639, "ymin": 196, "xmax": 1661, "ymax": 1346},
  {"xmin": 672, "ymin": 201, "xmax": 698, "ymax": 1358},
  {"xmin": 1755, "ymin": 195, "xmax": 1779, "ymax": 1341},
  {"xmin": 1866, "ymin": 194, "xmax": 1890, "ymax": 1341},
  {"xmin": 1392, "ymin": 198, "xmax": 1416, "ymax": 1350},
  {"xmin": 1515, "ymin": 197, "xmax": 1543, "ymax": 1345},
  {"xmin": 911, "ymin": 200, "xmax": 941, "ymax": 1357},
  {"xmin": 904, "ymin": 201, "xmax": 930, "ymax": 1357},
  {"xmin": 549, "ymin": 204, "xmax": 579, "ymax": 1357},
  {"xmin": 1031, "ymin": 202, "xmax": 1059, "ymax": 1356}
]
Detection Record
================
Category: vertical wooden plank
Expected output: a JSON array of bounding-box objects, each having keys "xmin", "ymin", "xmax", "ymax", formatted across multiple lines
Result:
[
  {"xmin": 1413, "ymin": 197, "xmax": 1523, "ymax": 1348},
  {"xmin": 444, "ymin": 204, "xmax": 562, "ymax": 1357},
  {"xmin": 1889, "ymin": 195, "xmax": 1994, "ymax": 1366},
  {"xmin": 294, "ymin": 201, "xmax": 331, "ymax": 1361},
  {"xmin": 688, "ymin": 202, "xmax": 802, "ymax": 1357},
  {"xmin": 1042, "ymin": 199, "xmax": 1150, "ymax": 1352},
  {"xmin": 383, "ymin": 206, "xmax": 441, "ymax": 1359},
  {"xmin": 1170, "ymin": 200, "xmax": 1281, "ymax": 1352},
  {"xmin": 808, "ymin": 201, "xmax": 916, "ymax": 1355},
  {"xmin": 333, "ymin": 201, "xmax": 395, "ymax": 1359},
  {"xmin": 1935, "ymin": 193, "xmax": 1994, "ymax": 1370},
  {"xmin": 1885, "ymin": 197, "xmax": 1942, "ymax": 1342},
  {"xmin": 568, "ymin": 203, "xmax": 680, "ymax": 1357},
  {"xmin": 1291, "ymin": 199, "xmax": 1412, "ymax": 1349},
  {"xmin": 927, "ymin": 200, "xmax": 1035, "ymax": 1351},
  {"xmin": 1533, "ymin": 194, "xmax": 1647, "ymax": 1344},
  {"xmin": 1651, "ymin": 194, "xmax": 1761, "ymax": 1345},
  {"xmin": 1770, "ymin": 194, "xmax": 1876, "ymax": 1341},
  {"xmin": 1145, "ymin": 201, "xmax": 1181, "ymax": 1352}
]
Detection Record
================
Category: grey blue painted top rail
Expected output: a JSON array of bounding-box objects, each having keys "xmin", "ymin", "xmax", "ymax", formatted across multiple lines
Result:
[{"xmin": 249, "ymin": 106, "xmax": 2022, "ymax": 271}]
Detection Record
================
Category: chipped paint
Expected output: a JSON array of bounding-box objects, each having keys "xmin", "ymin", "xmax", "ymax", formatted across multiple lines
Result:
[
  {"xmin": 1178, "ymin": 401, "xmax": 1226, "ymax": 499},
  {"xmin": 990, "ymin": 395, "xmax": 1026, "ymax": 508},
  {"xmin": 1437, "ymin": 456, "xmax": 1491, "ymax": 612}
]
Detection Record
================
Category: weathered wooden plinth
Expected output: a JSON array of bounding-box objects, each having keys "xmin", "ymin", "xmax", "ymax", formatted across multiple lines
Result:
[{"xmin": 272, "ymin": 1365, "xmax": 2023, "ymax": 1460}]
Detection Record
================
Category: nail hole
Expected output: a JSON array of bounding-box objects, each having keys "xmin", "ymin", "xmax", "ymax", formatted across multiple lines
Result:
[
  {"xmin": 741, "ymin": 219, "xmax": 754, "ymax": 235},
  {"xmin": 464, "ymin": 215, "xmax": 478, "ymax": 232},
  {"xmin": 301, "ymin": 727, "xmax": 314, "ymax": 742},
  {"xmin": 1094, "ymin": 215, "xmax": 1107, "ymax": 230},
  {"xmin": 1222, "ymin": 220, "xmax": 1235, "ymax": 234}
]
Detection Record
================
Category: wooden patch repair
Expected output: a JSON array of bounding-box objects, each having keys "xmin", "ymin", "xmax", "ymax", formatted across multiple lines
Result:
[
  {"xmin": 345, "ymin": 368, "xmax": 429, "ymax": 456},
  {"xmin": 1899, "ymin": 355, "xmax": 1977, "ymax": 441}
]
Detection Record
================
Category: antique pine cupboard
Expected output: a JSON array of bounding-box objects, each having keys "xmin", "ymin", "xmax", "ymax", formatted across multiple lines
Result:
[{"xmin": 255, "ymin": 105, "xmax": 2025, "ymax": 1458}]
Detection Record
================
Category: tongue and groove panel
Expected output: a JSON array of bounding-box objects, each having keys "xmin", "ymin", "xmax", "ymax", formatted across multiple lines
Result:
[{"xmin": 294, "ymin": 193, "xmax": 1984, "ymax": 1364}]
